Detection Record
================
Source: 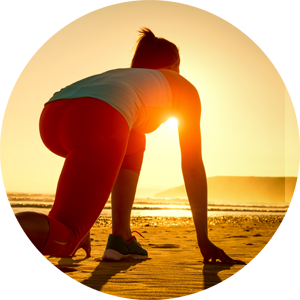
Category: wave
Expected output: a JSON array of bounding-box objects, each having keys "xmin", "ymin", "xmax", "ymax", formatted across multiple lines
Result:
[
  {"xmin": 9, "ymin": 202, "xmax": 287, "ymax": 213},
  {"xmin": 7, "ymin": 197, "xmax": 289, "ymax": 209}
]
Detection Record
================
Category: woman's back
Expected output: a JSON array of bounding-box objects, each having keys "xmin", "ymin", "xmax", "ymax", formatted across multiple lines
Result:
[{"xmin": 46, "ymin": 68, "xmax": 196, "ymax": 133}]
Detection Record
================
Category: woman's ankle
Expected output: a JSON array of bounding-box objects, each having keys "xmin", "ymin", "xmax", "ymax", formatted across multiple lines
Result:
[{"xmin": 111, "ymin": 228, "xmax": 132, "ymax": 241}]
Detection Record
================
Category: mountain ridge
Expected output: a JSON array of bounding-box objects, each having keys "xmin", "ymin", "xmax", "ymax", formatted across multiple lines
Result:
[{"xmin": 154, "ymin": 176, "xmax": 297, "ymax": 203}]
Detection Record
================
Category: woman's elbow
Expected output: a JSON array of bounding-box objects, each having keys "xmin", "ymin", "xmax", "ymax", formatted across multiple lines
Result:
[{"xmin": 182, "ymin": 162, "xmax": 206, "ymax": 178}]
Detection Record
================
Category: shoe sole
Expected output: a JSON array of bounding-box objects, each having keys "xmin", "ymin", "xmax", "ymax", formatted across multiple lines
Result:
[{"xmin": 102, "ymin": 249, "xmax": 148, "ymax": 261}]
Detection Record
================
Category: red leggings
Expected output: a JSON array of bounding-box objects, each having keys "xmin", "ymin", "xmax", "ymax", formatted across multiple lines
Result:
[{"xmin": 39, "ymin": 97, "xmax": 145, "ymax": 257}]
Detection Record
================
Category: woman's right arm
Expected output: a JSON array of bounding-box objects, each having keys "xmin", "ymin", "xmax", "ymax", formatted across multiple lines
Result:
[
  {"xmin": 177, "ymin": 80, "xmax": 245, "ymax": 264},
  {"xmin": 177, "ymin": 84, "xmax": 209, "ymax": 245}
]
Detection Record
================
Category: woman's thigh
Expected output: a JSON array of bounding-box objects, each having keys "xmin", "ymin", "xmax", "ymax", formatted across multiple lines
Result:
[
  {"xmin": 39, "ymin": 97, "xmax": 129, "ymax": 157},
  {"xmin": 40, "ymin": 97, "xmax": 130, "ymax": 236}
]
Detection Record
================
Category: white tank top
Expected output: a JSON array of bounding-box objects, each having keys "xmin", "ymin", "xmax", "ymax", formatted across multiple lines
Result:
[{"xmin": 46, "ymin": 68, "xmax": 173, "ymax": 133}]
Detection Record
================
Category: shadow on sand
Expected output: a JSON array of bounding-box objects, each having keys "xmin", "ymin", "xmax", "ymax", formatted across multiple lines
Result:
[
  {"xmin": 54, "ymin": 258, "xmax": 148, "ymax": 300},
  {"xmin": 53, "ymin": 256, "xmax": 239, "ymax": 293}
]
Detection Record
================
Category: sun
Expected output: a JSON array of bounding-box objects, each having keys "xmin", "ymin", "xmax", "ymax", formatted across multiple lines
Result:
[{"xmin": 166, "ymin": 118, "xmax": 178, "ymax": 129}]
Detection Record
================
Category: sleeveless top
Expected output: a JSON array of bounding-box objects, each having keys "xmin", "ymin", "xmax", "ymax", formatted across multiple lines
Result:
[{"xmin": 45, "ymin": 68, "xmax": 173, "ymax": 133}]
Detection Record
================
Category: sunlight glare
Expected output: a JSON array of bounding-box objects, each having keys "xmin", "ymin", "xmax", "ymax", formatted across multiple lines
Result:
[{"xmin": 166, "ymin": 118, "xmax": 178, "ymax": 129}]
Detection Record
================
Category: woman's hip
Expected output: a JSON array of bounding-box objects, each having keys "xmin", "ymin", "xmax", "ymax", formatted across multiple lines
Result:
[{"xmin": 39, "ymin": 98, "xmax": 129, "ymax": 157}]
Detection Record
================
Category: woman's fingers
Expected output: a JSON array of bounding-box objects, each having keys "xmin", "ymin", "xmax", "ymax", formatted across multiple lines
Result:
[
  {"xmin": 71, "ymin": 231, "xmax": 92, "ymax": 258},
  {"xmin": 219, "ymin": 249, "xmax": 235, "ymax": 262},
  {"xmin": 200, "ymin": 244, "xmax": 246, "ymax": 265},
  {"xmin": 200, "ymin": 250, "xmax": 211, "ymax": 262},
  {"xmin": 83, "ymin": 244, "xmax": 91, "ymax": 258},
  {"xmin": 219, "ymin": 249, "xmax": 246, "ymax": 265},
  {"xmin": 201, "ymin": 248, "xmax": 245, "ymax": 264},
  {"xmin": 218, "ymin": 250, "xmax": 235, "ymax": 264}
]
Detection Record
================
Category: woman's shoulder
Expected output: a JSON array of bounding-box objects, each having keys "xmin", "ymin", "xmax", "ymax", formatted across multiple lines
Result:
[{"xmin": 157, "ymin": 69, "xmax": 199, "ymax": 101}]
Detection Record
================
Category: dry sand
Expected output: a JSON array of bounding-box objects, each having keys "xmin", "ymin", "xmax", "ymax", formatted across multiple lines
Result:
[{"xmin": 46, "ymin": 215, "xmax": 283, "ymax": 299}]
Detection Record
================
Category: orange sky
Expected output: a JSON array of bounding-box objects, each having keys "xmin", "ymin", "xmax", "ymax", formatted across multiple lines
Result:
[{"xmin": 1, "ymin": 1, "xmax": 299, "ymax": 193}]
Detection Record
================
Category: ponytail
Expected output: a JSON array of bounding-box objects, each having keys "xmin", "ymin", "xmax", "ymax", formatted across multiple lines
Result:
[{"xmin": 131, "ymin": 28, "xmax": 179, "ymax": 70}]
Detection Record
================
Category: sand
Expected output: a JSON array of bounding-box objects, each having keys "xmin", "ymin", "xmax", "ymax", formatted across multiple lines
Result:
[{"xmin": 46, "ymin": 215, "xmax": 283, "ymax": 299}]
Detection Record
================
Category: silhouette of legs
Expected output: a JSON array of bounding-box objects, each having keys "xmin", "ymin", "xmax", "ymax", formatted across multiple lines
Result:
[
  {"xmin": 111, "ymin": 168, "xmax": 140, "ymax": 241},
  {"xmin": 111, "ymin": 131, "xmax": 145, "ymax": 241},
  {"xmin": 17, "ymin": 98, "xmax": 129, "ymax": 257}
]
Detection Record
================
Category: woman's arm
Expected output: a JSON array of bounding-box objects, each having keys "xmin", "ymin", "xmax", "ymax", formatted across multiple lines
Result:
[
  {"xmin": 177, "ymin": 83, "xmax": 245, "ymax": 264},
  {"xmin": 177, "ymin": 85, "xmax": 209, "ymax": 244}
]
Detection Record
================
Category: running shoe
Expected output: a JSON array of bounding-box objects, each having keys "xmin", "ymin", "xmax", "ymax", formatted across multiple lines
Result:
[{"xmin": 102, "ymin": 231, "xmax": 148, "ymax": 261}]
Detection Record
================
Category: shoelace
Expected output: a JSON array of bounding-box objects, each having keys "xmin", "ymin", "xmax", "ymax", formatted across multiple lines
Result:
[{"xmin": 131, "ymin": 230, "xmax": 144, "ymax": 245}]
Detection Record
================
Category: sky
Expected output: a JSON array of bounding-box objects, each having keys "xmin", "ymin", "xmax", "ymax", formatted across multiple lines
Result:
[{"xmin": 0, "ymin": 0, "xmax": 299, "ymax": 195}]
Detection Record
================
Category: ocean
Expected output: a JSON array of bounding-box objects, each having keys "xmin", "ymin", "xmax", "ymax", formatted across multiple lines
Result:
[{"xmin": 8, "ymin": 192, "xmax": 288, "ymax": 218}]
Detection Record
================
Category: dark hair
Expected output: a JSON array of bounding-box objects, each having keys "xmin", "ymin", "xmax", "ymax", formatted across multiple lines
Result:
[{"xmin": 131, "ymin": 28, "xmax": 179, "ymax": 70}]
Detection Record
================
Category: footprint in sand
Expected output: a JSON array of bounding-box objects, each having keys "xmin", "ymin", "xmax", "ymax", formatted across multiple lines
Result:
[
  {"xmin": 148, "ymin": 244, "xmax": 180, "ymax": 248},
  {"xmin": 56, "ymin": 266, "xmax": 78, "ymax": 273},
  {"xmin": 253, "ymin": 233, "xmax": 262, "ymax": 237},
  {"xmin": 227, "ymin": 235, "xmax": 248, "ymax": 238}
]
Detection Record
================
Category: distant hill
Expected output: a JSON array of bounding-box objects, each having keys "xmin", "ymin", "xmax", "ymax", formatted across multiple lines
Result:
[
  {"xmin": 154, "ymin": 176, "xmax": 297, "ymax": 203},
  {"xmin": 135, "ymin": 188, "xmax": 166, "ymax": 198}
]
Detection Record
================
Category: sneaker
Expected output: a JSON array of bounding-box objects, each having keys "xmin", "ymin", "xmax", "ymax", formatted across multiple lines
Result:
[{"xmin": 102, "ymin": 231, "xmax": 148, "ymax": 261}]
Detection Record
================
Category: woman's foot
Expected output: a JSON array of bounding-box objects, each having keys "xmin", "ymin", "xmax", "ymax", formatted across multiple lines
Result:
[
  {"xmin": 111, "ymin": 228, "xmax": 132, "ymax": 242},
  {"xmin": 102, "ymin": 232, "xmax": 148, "ymax": 261}
]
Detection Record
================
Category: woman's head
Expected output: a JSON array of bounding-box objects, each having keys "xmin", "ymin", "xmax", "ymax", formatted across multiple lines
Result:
[{"xmin": 131, "ymin": 28, "xmax": 180, "ymax": 72}]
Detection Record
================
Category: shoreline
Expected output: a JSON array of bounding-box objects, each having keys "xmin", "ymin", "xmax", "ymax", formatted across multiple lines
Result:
[
  {"xmin": 93, "ymin": 215, "xmax": 284, "ymax": 227},
  {"xmin": 10, "ymin": 203, "xmax": 288, "ymax": 213}
]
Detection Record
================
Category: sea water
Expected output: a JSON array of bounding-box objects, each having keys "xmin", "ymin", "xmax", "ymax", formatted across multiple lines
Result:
[{"xmin": 7, "ymin": 192, "xmax": 288, "ymax": 217}]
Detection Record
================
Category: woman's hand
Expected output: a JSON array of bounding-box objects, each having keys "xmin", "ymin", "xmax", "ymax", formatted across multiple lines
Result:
[
  {"xmin": 71, "ymin": 231, "xmax": 91, "ymax": 258},
  {"xmin": 199, "ymin": 239, "xmax": 246, "ymax": 265}
]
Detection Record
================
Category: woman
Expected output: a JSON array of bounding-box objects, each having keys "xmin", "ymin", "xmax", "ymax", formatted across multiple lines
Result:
[{"xmin": 16, "ymin": 28, "xmax": 245, "ymax": 264}]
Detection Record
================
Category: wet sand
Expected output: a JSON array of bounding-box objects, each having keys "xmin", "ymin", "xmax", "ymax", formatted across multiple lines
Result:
[{"xmin": 46, "ymin": 215, "xmax": 283, "ymax": 299}]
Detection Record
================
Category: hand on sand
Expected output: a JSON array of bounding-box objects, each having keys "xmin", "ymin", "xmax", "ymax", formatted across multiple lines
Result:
[
  {"xmin": 71, "ymin": 231, "xmax": 91, "ymax": 258},
  {"xmin": 199, "ymin": 240, "xmax": 246, "ymax": 265}
]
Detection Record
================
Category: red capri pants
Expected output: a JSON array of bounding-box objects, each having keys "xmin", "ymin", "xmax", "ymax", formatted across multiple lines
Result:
[{"xmin": 39, "ymin": 97, "xmax": 145, "ymax": 257}]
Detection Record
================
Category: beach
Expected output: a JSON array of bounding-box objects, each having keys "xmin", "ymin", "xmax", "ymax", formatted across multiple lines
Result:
[
  {"xmin": 7, "ymin": 192, "xmax": 288, "ymax": 298},
  {"xmin": 46, "ymin": 215, "xmax": 283, "ymax": 299}
]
